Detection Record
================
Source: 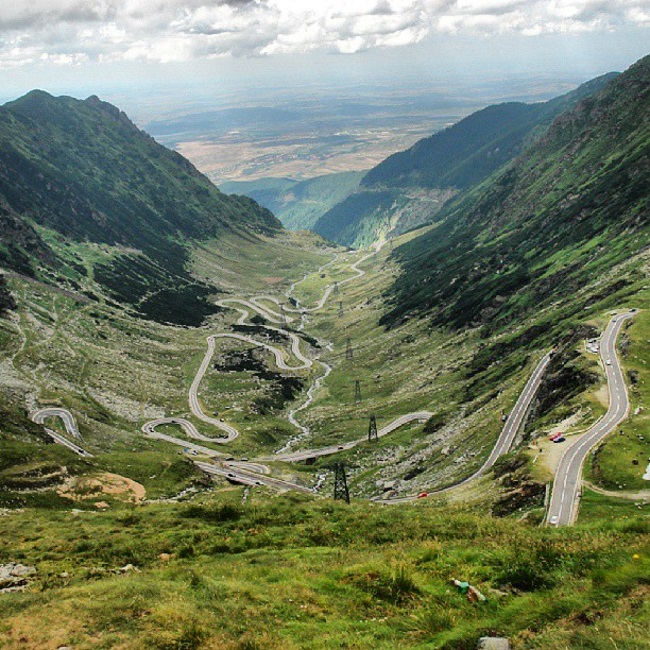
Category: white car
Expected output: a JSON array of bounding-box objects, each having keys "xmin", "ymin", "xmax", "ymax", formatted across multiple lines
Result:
[
  {"xmin": 549, "ymin": 515, "xmax": 558, "ymax": 525},
  {"xmin": 606, "ymin": 360, "xmax": 612, "ymax": 366}
]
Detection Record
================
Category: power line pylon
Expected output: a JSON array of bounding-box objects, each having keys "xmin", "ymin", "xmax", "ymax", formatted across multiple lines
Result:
[
  {"xmin": 338, "ymin": 301, "xmax": 344, "ymax": 317},
  {"xmin": 333, "ymin": 462, "xmax": 350, "ymax": 504},
  {"xmin": 354, "ymin": 380, "xmax": 362, "ymax": 403},
  {"xmin": 368, "ymin": 413, "xmax": 378, "ymax": 442},
  {"xmin": 346, "ymin": 337, "xmax": 353, "ymax": 360},
  {"xmin": 334, "ymin": 281, "xmax": 339, "ymax": 294}
]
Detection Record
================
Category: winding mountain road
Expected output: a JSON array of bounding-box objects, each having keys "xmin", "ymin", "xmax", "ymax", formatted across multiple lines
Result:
[
  {"xmin": 547, "ymin": 312, "xmax": 634, "ymax": 526},
  {"xmin": 144, "ymin": 246, "xmax": 381, "ymax": 450},
  {"xmin": 32, "ymin": 408, "xmax": 83, "ymax": 440},
  {"xmin": 194, "ymin": 460, "xmax": 315, "ymax": 494},
  {"xmin": 375, "ymin": 352, "xmax": 552, "ymax": 503},
  {"xmin": 140, "ymin": 244, "xmax": 558, "ymax": 497},
  {"xmin": 30, "ymin": 408, "xmax": 93, "ymax": 458},
  {"xmin": 35, "ymin": 245, "xmax": 613, "ymax": 507},
  {"xmin": 269, "ymin": 411, "xmax": 433, "ymax": 462},
  {"xmin": 185, "ymin": 331, "xmax": 314, "ymax": 443}
]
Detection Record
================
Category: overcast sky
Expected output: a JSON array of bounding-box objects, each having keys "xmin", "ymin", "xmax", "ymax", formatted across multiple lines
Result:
[{"xmin": 1, "ymin": 1, "xmax": 648, "ymax": 102}]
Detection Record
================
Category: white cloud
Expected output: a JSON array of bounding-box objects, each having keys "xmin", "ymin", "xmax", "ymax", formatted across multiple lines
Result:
[{"xmin": 0, "ymin": 0, "xmax": 648, "ymax": 67}]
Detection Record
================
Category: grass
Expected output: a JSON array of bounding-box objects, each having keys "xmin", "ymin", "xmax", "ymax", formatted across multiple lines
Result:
[
  {"xmin": 0, "ymin": 493, "xmax": 648, "ymax": 649},
  {"xmin": 1, "ymin": 214, "xmax": 649, "ymax": 647}
]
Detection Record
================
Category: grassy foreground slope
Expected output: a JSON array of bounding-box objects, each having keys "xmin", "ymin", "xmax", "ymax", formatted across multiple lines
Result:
[{"xmin": 0, "ymin": 490, "xmax": 648, "ymax": 649}]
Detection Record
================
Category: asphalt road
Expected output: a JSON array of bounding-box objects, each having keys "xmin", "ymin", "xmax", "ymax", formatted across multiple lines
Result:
[
  {"xmin": 194, "ymin": 460, "xmax": 315, "ymax": 495},
  {"xmin": 30, "ymin": 408, "xmax": 93, "ymax": 458},
  {"xmin": 376, "ymin": 352, "xmax": 552, "ymax": 503},
  {"xmin": 142, "ymin": 428, "xmax": 224, "ymax": 457},
  {"xmin": 270, "ymin": 411, "xmax": 433, "ymax": 462},
  {"xmin": 32, "ymin": 407, "xmax": 83, "ymax": 440},
  {"xmin": 546, "ymin": 312, "xmax": 634, "ymax": 526},
  {"xmin": 471, "ymin": 352, "xmax": 553, "ymax": 481},
  {"xmin": 142, "ymin": 418, "xmax": 230, "ymax": 447}
]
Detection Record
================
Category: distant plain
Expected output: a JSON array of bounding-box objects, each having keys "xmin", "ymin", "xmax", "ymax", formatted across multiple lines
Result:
[{"xmin": 140, "ymin": 75, "xmax": 584, "ymax": 184}]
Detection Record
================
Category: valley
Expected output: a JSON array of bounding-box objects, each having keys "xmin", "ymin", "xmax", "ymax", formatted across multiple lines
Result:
[{"xmin": 0, "ymin": 56, "xmax": 648, "ymax": 650}]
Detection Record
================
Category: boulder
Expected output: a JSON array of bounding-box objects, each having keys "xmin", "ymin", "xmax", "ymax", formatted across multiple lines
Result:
[
  {"xmin": 478, "ymin": 638, "xmax": 510, "ymax": 650},
  {"xmin": 0, "ymin": 563, "xmax": 36, "ymax": 592}
]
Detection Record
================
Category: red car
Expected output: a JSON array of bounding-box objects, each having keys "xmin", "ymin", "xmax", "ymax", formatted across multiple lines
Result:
[{"xmin": 417, "ymin": 492, "xmax": 429, "ymax": 499}]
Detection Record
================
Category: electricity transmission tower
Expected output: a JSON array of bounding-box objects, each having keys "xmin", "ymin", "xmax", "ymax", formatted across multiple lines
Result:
[
  {"xmin": 338, "ymin": 301, "xmax": 344, "ymax": 317},
  {"xmin": 368, "ymin": 413, "xmax": 378, "ymax": 442},
  {"xmin": 333, "ymin": 462, "xmax": 350, "ymax": 504},
  {"xmin": 334, "ymin": 281, "xmax": 339, "ymax": 294},
  {"xmin": 346, "ymin": 337, "xmax": 353, "ymax": 360},
  {"xmin": 354, "ymin": 380, "xmax": 362, "ymax": 403}
]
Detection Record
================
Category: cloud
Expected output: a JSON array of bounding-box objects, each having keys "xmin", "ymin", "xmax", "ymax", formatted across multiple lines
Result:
[{"xmin": 0, "ymin": 0, "xmax": 648, "ymax": 67}]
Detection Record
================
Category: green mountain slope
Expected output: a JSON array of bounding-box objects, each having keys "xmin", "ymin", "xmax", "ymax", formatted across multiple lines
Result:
[
  {"xmin": 314, "ymin": 73, "xmax": 617, "ymax": 247},
  {"xmin": 0, "ymin": 72, "xmax": 648, "ymax": 650},
  {"xmin": 221, "ymin": 170, "xmax": 364, "ymax": 231},
  {"xmin": 0, "ymin": 90, "xmax": 280, "ymax": 324},
  {"xmin": 382, "ymin": 55, "xmax": 650, "ymax": 332}
]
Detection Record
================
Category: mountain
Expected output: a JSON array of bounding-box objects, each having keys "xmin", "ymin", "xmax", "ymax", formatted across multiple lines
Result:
[
  {"xmin": 0, "ymin": 90, "xmax": 280, "ymax": 324},
  {"xmin": 381, "ymin": 55, "xmax": 650, "ymax": 332},
  {"xmin": 313, "ymin": 73, "xmax": 618, "ymax": 247},
  {"xmin": 221, "ymin": 170, "xmax": 364, "ymax": 231},
  {"xmin": 1, "ymin": 70, "xmax": 649, "ymax": 650}
]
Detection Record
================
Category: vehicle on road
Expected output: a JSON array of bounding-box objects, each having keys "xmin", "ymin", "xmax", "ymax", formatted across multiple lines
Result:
[
  {"xmin": 606, "ymin": 359, "xmax": 612, "ymax": 365},
  {"xmin": 417, "ymin": 492, "xmax": 428, "ymax": 499},
  {"xmin": 549, "ymin": 515, "xmax": 558, "ymax": 525}
]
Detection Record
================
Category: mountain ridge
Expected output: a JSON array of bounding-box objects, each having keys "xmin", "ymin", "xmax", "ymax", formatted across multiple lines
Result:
[
  {"xmin": 0, "ymin": 90, "xmax": 281, "ymax": 324},
  {"xmin": 381, "ymin": 55, "xmax": 649, "ymax": 332},
  {"xmin": 313, "ymin": 72, "xmax": 619, "ymax": 247}
]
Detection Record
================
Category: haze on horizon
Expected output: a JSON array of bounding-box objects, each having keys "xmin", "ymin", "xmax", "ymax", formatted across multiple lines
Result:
[
  {"xmin": 1, "ymin": 1, "xmax": 648, "ymax": 183},
  {"xmin": 1, "ymin": 1, "xmax": 648, "ymax": 102}
]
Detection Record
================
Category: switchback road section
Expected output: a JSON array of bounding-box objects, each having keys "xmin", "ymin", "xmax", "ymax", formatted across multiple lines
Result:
[{"xmin": 547, "ymin": 312, "xmax": 634, "ymax": 526}]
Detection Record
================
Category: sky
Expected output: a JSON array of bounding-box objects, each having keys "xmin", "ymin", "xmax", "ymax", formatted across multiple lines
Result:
[{"xmin": 0, "ymin": 1, "xmax": 648, "ymax": 104}]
